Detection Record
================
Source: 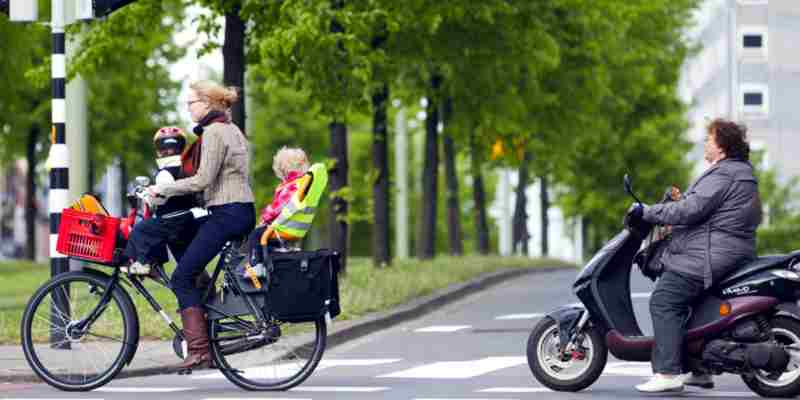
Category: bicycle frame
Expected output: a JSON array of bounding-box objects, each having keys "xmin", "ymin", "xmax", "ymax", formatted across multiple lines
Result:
[{"xmin": 73, "ymin": 239, "xmax": 270, "ymax": 350}]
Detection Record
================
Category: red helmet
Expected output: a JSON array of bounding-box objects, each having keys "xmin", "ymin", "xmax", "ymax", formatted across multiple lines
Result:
[{"xmin": 153, "ymin": 126, "xmax": 187, "ymax": 158}]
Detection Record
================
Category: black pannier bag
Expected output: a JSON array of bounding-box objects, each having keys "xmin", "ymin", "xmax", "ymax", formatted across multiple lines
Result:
[{"xmin": 264, "ymin": 248, "xmax": 341, "ymax": 323}]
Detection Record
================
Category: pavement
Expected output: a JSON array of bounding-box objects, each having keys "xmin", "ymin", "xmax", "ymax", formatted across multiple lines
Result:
[{"xmin": 0, "ymin": 266, "xmax": 563, "ymax": 384}]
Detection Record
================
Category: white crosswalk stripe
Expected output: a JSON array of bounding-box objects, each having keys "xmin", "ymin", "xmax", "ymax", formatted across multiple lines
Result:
[
  {"xmin": 95, "ymin": 387, "xmax": 192, "ymax": 392},
  {"xmin": 193, "ymin": 358, "xmax": 402, "ymax": 380},
  {"xmin": 494, "ymin": 313, "xmax": 543, "ymax": 320},
  {"xmin": 290, "ymin": 386, "xmax": 389, "ymax": 392},
  {"xmin": 603, "ymin": 361, "xmax": 653, "ymax": 377},
  {"xmin": 414, "ymin": 325, "xmax": 471, "ymax": 332},
  {"xmin": 204, "ymin": 398, "xmax": 311, "ymax": 400},
  {"xmin": 378, "ymin": 356, "xmax": 527, "ymax": 379},
  {"xmin": 478, "ymin": 387, "xmax": 552, "ymax": 393},
  {"xmin": 415, "ymin": 398, "xmax": 519, "ymax": 400},
  {"xmin": 684, "ymin": 391, "xmax": 756, "ymax": 397}
]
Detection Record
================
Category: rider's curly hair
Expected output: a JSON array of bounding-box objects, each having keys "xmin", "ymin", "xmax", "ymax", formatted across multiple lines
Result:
[{"xmin": 708, "ymin": 118, "xmax": 750, "ymax": 161}]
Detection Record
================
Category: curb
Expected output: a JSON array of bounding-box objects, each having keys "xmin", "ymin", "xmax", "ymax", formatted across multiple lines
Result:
[{"xmin": 9, "ymin": 265, "xmax": 567, "ymax": 383}]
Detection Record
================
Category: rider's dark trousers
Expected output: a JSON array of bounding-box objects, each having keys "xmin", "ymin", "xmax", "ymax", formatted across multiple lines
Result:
[
  {"xmin": 650, "ymin": 270, "xmax": 705, "ymax": 375},
  {"xmin": 172, "ymin": 202, "xmax": 255, "ymax": 310}
]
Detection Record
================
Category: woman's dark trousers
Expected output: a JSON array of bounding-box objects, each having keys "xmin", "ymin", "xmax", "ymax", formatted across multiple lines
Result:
[
  {"xmin": 171, "ymin": 202, "xmax": 255, "ymax": 310},
  {"xmin": 650, "ymin": 270, "xmax": 705, "ymax": 374}
]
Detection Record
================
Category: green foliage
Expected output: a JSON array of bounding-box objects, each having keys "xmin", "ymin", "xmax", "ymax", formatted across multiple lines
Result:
[
  {"xmin": 68, "ymin": 0, "xmax": 186, "ymax": 178},
  {"xmin": 0, "ymin": 15, "xmax": 50, "ymax": 164},
  {"xmin": 752, "ymin": 151, "xmax": 800, "ymax": 254}
]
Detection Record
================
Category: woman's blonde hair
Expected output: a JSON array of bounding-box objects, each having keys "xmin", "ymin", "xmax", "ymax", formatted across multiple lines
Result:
[
  {"xmin": 273, "ymin": 147, "xmax": 310, "ymax": 180},
  {"xmin": 190, "ymin": 80, "xmax": 239, "ymax": 112}
]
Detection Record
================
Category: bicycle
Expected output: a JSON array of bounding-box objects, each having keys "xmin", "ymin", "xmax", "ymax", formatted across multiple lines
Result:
[{"xmin": 21, "ymin": 177, "xmax": 337, "ymax": 391}]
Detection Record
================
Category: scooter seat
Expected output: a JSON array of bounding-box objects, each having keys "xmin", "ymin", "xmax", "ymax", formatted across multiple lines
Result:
[{"xmin": 717, "ymin": 252, "xmax": 800, "ymax": 287}]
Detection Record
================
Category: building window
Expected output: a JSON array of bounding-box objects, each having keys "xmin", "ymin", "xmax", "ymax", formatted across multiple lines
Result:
[
  {"xmin": 740, "ymin": 84, "xmax": 769, "ymax": 118},
  {"xmin": 743, "ymin": 34, "xmax": 763, "ymax": 48},
  {"xmin": 743, "ymin": 92, "xmax": 763, "ymax": 106},
  {"xmin": 739, "ymin": 26, "xmax": 768, "ymax": 61}
]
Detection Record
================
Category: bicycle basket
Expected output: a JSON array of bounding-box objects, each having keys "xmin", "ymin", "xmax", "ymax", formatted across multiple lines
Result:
[{"xmin": 56, "ymin": 208, "xmax": 120, "ymax": 263}]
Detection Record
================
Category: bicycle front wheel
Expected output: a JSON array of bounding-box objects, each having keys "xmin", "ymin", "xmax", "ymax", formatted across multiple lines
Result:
[
  {"xmin": 210, "ymin": 313, "xmax": 326, "ymax": 391},
  {"xmin": 21, "ymin": 271, "xmax": 139, "ymax": 391}
]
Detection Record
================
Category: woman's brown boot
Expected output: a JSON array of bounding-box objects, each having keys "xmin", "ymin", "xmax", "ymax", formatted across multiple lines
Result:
[{"xmin": 174, "ymin": 306, "xmax": 212, "ymax": 372}]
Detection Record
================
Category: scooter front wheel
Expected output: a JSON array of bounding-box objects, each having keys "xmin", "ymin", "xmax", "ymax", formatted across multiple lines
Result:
[{"xmin": 527, "ymin": 316, "xmax": 607, "ymax": 391}]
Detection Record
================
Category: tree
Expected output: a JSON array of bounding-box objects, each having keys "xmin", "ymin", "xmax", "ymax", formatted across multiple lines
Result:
[{"xmin": 0, "ymin": 15, "xmax": 50, "ymax": 259}]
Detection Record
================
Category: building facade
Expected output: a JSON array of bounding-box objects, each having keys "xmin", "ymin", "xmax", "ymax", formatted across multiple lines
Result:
[{"xmin": 679, "ymin": 0, "xmax": 800, "ymax": 179}]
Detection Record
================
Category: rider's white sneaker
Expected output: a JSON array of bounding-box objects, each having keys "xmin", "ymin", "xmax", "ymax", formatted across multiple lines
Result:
[
  {"xmin": 635, "ymin": 374, "xmax": 684, "ymax": 393},
  {"xmin": 121, "ymin": 261, "xmax": 151, "ymax": 275},
  {"xmin": 683, "ymin": 373, "xmax": 714, "ymax": 389}
]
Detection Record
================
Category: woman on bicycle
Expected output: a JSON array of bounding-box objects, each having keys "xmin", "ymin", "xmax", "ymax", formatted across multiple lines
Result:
[{"xmin": 148, "ymin": 80, "xmax": 255, "ymax": 371}]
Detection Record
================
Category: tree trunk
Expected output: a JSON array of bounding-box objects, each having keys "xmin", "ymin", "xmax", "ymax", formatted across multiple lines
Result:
[
  {"xmin": 469, "ymin": 128, "xmax": 490, "ymax": 255},
  {"xmin": 540, "ymin": 174, "xmax": 549, "ymax": 256},
  {"xmin": 442, "ymin": 97, "xmax": 463, "ymax": 256},
  {"xmin": 223, "ymin": 3, "xmax": 246, "ymax": 132},
  {"xmin": 512, "ymin": 151, "xmax": 530, "ymax": 256},
  {"xmin": 24, "ymin": 125, "xmax": 38, "ymax": 260},
  {"xmin": 371, "ymin": 84, "xmax": 390, "ymax": 267},
  {"xmin": 417, "ymin": 75, "xmax": 441, "ymax": 260},
  {"xmin": 329, "ymin": 121, "xmax": 349, "ymax": 273}
]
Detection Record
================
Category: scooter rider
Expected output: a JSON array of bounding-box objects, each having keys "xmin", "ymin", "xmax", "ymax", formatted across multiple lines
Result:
[{"xmin": 628, "ymin": 118, "xmax": 762, "ymax": 393}]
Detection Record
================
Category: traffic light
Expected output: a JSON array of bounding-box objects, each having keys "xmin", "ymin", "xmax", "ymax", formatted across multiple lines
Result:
[{"xmin": 77, "ymin": 0, "xmax": 138, "ymax": 20}]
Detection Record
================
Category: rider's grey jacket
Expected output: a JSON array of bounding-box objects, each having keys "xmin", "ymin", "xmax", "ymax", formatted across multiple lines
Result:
[{"xmin": 643, "ymin": 158, "xmax": 761, "ymax": 288}]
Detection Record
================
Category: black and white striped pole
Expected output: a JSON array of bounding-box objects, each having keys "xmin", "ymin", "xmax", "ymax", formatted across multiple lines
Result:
[
  {"xmin": 48, "ymin": 0, "xmax": 71, "ymax": 349},
  {"xmin": 49, "ymin": 0, "xmax": 69, "ymax": 280}
]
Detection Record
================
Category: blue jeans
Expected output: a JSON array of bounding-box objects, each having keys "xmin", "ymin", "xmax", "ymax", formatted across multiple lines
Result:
[{"xmin": 171, "ymin": 202, "xmax": 255, "ymax": 310}]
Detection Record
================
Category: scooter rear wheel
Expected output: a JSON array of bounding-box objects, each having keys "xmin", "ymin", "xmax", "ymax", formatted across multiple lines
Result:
[
  {"xmin": 527, "ymin": 316, "xmax": 607, "ymax": 391},
  {"xmin": 742, "ymin": 317, "xmax": 800, "ymax": 398}
]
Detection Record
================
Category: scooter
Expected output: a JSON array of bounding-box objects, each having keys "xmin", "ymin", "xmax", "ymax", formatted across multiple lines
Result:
[{"xmin": 527, "ymin": 175, "xmax": 800, "ymax": 397}]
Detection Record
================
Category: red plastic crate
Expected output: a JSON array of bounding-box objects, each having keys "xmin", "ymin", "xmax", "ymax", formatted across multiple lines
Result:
[{"xmin": 56, "ymin": 208, "xmax": 120, "ymax": 263}]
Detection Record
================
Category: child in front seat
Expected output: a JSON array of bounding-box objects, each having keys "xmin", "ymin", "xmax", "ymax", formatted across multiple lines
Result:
[
  {"xmin": 123, "ymin": 127, "xmax": 199, "ymax": 275},
  {"xmin": 245, "ymin": 147, "xmax": 310, "ymax": 272}
]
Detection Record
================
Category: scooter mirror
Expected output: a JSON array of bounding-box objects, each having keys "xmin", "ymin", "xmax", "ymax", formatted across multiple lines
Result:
[
  {"xmin": 624, "ymin": 174, "xmax": 643, "ymax": 205},
  {"xmin": 624, "ymin": 174, "xmax": 632, "ymax": 195}
]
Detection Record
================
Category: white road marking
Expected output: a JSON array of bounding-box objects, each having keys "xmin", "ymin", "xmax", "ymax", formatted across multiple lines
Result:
[
  {"xmin": 95, "ymin": 387, "xmax": 192, "ymax": 392},
  {"xmin": 193, "ymin": 358, "xmax": 402, "ymax": 380},
  {"xmin": 604, "ymin": 361, "xmax": 653, "ymax": 377},
  {"xmin": 290, "ymin": 386, "xmax": 389, "ymax": 392},
  {"xmin": 478, "ymin": 387, "xmax": 552, "ymax": 393},
  {"xmin": 379, "ymin": 356, "xmax": 526, "ymax": 379},
  {"xmin": 205, "ymin": 398, "xmax": 311, "ymax": 400},
  {"xmin": 415, "ymin": 398, "xmax": 519, "ymax": 400},
  {"xmin": 414, "ymin": 325, "xmax": 472, "ymax": 333},
  {"xmin": 495, "ymin": 313, "xmax": 544, "ymax": 320},
  {"xmin": 631, "ymin": 292, "xmax": 652, "ymax": 299},
  {"xmin": 684, "ymin": 391, "xmax": 756, "ymax": 397},
  {"xmin": 318, "ymin": 358, "xmax": 402, "ymax": 367}
]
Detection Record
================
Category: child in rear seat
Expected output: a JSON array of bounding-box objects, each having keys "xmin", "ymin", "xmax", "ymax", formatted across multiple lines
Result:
[{"xmin": 245, "ymin": 147, "xmax": 310, "ymax": 273}]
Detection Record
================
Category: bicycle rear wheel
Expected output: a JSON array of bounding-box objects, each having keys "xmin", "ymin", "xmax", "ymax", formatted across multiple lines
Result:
[
  {"xmin": 21, "ymin": 271, "xmax": 139, "ymax": 391},
  {"xmin": 209, "ymin": 314, "xmax": 326, "ymax": 391}
]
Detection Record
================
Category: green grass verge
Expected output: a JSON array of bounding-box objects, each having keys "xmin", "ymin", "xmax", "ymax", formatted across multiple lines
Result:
[{"xmin": 0, "ymin": 256, "xmax": 574, "ymax": 344}]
